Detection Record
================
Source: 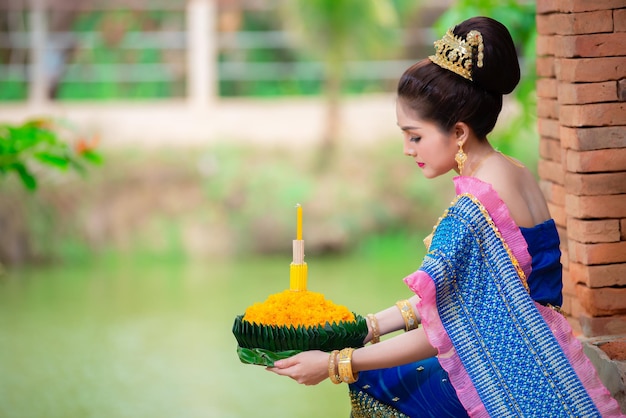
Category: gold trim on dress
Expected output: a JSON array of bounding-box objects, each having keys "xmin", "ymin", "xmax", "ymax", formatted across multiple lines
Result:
[
  {"xmin": 427, "ymin": 193, "xmax": 529, "ymax": 292},
  {"xmin": 349, "ymin": 390, "xmax": 409, "ymax": 418}
]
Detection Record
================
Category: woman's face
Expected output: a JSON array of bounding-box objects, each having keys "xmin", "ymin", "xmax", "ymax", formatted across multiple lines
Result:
[{"xmin": 396, "ymin": 99, "xmax": 458, "ymax": 179}]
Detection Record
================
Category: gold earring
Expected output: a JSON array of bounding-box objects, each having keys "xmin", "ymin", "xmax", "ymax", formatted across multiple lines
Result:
[{"xmin": 455, "ymin": 141, "xmax": 467, "ymax": 174}]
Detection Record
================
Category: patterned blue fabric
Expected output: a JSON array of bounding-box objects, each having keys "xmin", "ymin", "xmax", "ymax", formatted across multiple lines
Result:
[
  {"xmin": 419, "ymin": 195, "xmax": 599, "ymax": 417},
  {"xmin": 349, "ymin": 200, "xmax": 595, "ymax": 417},
  {"xmin": 350, "ymin": 358, "xmax": 468, "ymax": 417}
]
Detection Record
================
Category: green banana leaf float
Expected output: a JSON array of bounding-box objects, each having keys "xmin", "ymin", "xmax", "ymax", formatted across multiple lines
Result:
[{"xmin": 232, "ymin": 314, "xmax": 368, "ymax": 366}]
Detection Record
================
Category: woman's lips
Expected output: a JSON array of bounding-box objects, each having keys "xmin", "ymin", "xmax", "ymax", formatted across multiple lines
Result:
[{"xmin": 417, "ymin": 162, "xmax": 425, "ymax": 168}]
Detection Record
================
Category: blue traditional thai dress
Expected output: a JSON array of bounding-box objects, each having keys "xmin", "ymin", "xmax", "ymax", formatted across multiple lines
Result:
[{"xmin": 348, "ymin": 177, "xmax": 624, "ymax": 417}]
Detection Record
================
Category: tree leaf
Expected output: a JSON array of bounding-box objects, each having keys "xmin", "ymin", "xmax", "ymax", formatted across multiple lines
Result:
[
  {"xmin": 80, "ymin": 150, "xmax": 104, "ymax": 164},
  {"xmin": 34, "ymin": 152, "xmax": 70, "ymax": 169},
  {"xmin": 12, "ymin": 163, "xmax": 37, "ymax": 190}
]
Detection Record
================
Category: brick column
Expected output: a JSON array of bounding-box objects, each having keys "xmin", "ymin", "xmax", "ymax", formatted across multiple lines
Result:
[{"xmin": 536, "ymin": 0, "xmax": 626, "ymax": 337}]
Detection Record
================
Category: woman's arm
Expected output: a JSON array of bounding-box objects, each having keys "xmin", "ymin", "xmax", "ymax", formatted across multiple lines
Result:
[
  {"xmin": 267, "ymin": 323, "xmax": 436, "ymax": 386},
  {"xmin": 365, "ymin": 295, "xmax": 421, "ymax": 343},
  {"xmin": 354, "ymin": 326, "xmax": 435, "ymax": 372}
]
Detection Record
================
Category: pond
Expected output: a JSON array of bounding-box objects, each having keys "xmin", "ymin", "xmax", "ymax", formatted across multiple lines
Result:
[{"xmin": 0, "ymin": 234, "xmax": 425, "ymax": 418}]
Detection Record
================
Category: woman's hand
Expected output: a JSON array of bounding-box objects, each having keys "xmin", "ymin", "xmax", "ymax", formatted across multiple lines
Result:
[{"xmin": 266, "ymin": 350, "xmax": 329, "ymax": 386}]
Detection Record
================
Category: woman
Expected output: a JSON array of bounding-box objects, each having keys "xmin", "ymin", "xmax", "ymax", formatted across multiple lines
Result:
[{"xmin": 268, "ymin": 16, "xmax": 624, "ymax": 417}]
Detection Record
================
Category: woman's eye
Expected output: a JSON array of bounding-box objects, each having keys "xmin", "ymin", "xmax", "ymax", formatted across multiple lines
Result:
[{"xmin": 409, "ymin": 136, "xmax": 421, "ymax": 143}]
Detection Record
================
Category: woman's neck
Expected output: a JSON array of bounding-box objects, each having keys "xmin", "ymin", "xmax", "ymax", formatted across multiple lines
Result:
[{"xmin": 462, "ymin": 141, "xmax": 496, "ymax": 177}]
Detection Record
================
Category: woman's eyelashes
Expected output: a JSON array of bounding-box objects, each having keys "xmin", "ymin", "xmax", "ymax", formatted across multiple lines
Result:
[{"xmin": 409, "ymin": 136, "xmax": 421, "ymax": 143}]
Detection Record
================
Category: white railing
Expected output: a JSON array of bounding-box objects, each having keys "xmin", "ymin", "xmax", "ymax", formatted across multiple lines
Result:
[
  {"xmin": 0, "ymin": 0, "xmax": 217, "ymax": 106},
  {"xmin": 0, "ymin": 0, "xmax": 436, "ymax": 107}
]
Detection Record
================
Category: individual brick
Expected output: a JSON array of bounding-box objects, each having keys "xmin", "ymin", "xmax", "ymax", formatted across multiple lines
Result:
[
  {"xmin": 576, "ymin": 284, "xmax": 626, "ymax": 316},
  {"xmin": 616, "ymin": 9, "xmax": 626, "ymax": 32},
  {"xmin": 536, "ymin": 14, "xmax": 556, "ymax": 36},
  {"xmin": 578, "ymin": 313, "xmax": 626, "ymax": 337},
  {"xmin": 558, "ymin": 81, "xmax": 617, "ymax": 104},
  {"xmin": 565, "ymin": 172, "xmax": 626, "ymax": 196},
  {"xmin": 554, "ymin": 33, "xmax": 626, "ymax": 58},
  {"xmin": 570, "ymin": 261, "xmax": 626, "ymax": 287},
  {"xmin": 539, "ymin": 159, "xmax": 565, "ymax": 184},
  {"xmin": 537, "ymin": 97, "xmax": 560, "ymax": 119},
  {"xmin": 543, "ymin": 10, "xmax": 614, "ymax": 35},
  {"xmin": 548, "ymin": 201, "xmax": 567, "ymax": 227},
  {"xmin": 566, "ymin": 149, "xmax": 626, "ymax": 173},
  {"xmin": 568, "ymin": 297, "xmax": 585, "ymax": 322},
  {"xmin": 565, "ymin": 194, "xmax": 626, "ymax": 219},
  {"xmin": 537, "ymin": 34, "xmax": 556, "ymax": 56},
  {"xmin": 561, "ymin": 267, "xmax": 576, "ymax": 305},
  {"xmin": 539, "ymin": 137, "xmax": 562, "ymax": 162},
  {"xmin": 560, "ymin": 103, "xmax": 626, "ymax": 127},
  {"xmin": 537, "ymin": 0, "xmax": 559, "ymax": 14},
  {"xmin": 560, "ymin": 237, "xmax": 569, "ymax": 264},
  {"xmin": 539, "ymin": 180, "xmax": 566, "ymax": 206},
  {"xmin": 561, "ymin": 294, "xmax": 573, "ymax": 315},
  {"xmin": 566, "ymin": 218, "xmax": 621, "ymax": 243},
  {"xmin": 560, "ymin": 126, "xmax": 626, "ymax": 151},
  {"xmin": 556, "ymin": 57, "xmax": 626, "ymax": 82},
  {"xmin": 536, "ymin": 56, "xmax": 556, "ymax": 78},
  {"xmin": 537, "ymin": 78, "xmax": 559, "ymax": 98},
  {"xmin": 538, "ymin": 117, "xmax": 560, "ymax": 139},
  {"xmin": 568, "ymin": 240, "xmax": 626, "ymax": 264},
  {"xmin": 551, "ymin": 0, "xmax": 626, "ymax": 14}
]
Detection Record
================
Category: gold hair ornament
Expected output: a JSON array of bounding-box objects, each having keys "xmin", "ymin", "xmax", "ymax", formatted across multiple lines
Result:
[{"xmin": 429, "ymin": 28, "xmax": 484, "ymax": 80}]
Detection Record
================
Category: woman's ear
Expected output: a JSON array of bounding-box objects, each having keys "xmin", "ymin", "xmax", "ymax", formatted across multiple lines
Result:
[{"xmin": 454, "ymin": 122, "xmax": 470, "ymax": 145}]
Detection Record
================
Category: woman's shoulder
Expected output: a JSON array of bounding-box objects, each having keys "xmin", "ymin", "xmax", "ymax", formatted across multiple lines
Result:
[
  {"xmin": 450, "ymin": 174, "xmax": 534, "ymax": 274},
  {"xmin": 469, "ymin": 154, "xmax": 551, "ymax": 228}
]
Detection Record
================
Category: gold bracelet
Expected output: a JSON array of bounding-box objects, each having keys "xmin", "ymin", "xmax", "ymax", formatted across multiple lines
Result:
[
  {"xmin": 366, "ymin": 313, "xmax": 380, "ymax": 344},
  {"xmin": 328, "ymin": 350, "xmax": 341, "ymax": 384},
  {"xmin": 396, "ymin": 299, "xmax": 419, "ymax": 332},
  {"xmin": 337, "ymin": 348, "xmax": 358, "ymax": 384}
]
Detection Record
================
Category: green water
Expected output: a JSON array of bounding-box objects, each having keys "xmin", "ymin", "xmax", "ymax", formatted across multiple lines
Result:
[{"xmin": 0, "ymin": 235, "xmax": 424, "ymax": 418}]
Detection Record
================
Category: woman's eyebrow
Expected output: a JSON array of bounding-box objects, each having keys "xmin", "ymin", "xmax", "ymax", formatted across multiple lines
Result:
[{"xmin": 397, "ymin": 124, "xmax": 421, "ymax": 131}]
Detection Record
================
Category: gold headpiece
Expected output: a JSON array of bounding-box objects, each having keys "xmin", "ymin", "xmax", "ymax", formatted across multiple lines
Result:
[{"xmin": 429, "ymin": 28, "xmax": 484, "ymax": 80}]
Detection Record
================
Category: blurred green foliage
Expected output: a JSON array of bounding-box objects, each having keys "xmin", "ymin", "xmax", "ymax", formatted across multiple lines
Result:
[
  {"xmin": 221, "ymin": 0, "xmax": 419, "ymax": 97},
  {"xmin": 0, "ymin": 113, "xmax": 539, "ymax": 265},
  {"xmin": 0, "ymin": 118, "xmax": 102, "ymax": 190}
]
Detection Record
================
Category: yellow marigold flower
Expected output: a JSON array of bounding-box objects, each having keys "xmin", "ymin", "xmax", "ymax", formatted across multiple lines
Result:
[{"xmin": 243, "ymin": 290, "xmax": 355, "ymax": 328}]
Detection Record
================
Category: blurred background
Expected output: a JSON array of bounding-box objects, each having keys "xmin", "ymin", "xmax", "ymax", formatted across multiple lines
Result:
[{"xmin": 0, "ymin": 0, "xmax": 536, "ymax": 417}]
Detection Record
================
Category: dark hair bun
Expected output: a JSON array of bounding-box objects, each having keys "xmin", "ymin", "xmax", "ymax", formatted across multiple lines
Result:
[{"xmin": 454, "ymin": 16, "xmax": 520, "ymax": 95}]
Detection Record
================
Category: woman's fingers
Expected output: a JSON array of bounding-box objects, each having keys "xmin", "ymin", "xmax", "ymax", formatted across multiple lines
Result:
[
  {"xmin": 272, "ymin": 356, "xmax": 299, "ymax": 369},
  {"xmin": 265, "ymin": 351, "xmax": 329, "ymax": 385}
]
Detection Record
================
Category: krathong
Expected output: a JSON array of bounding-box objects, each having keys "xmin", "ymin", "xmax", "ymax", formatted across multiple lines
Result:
[{"xmin": 233, "ymin": 204, "xmax": 367, "ymax": 366}]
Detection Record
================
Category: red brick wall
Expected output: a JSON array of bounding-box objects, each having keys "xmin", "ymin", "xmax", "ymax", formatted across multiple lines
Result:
[{"xmin": 536, "ymin": 0, "xmax": 626, "ymax": 337}]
